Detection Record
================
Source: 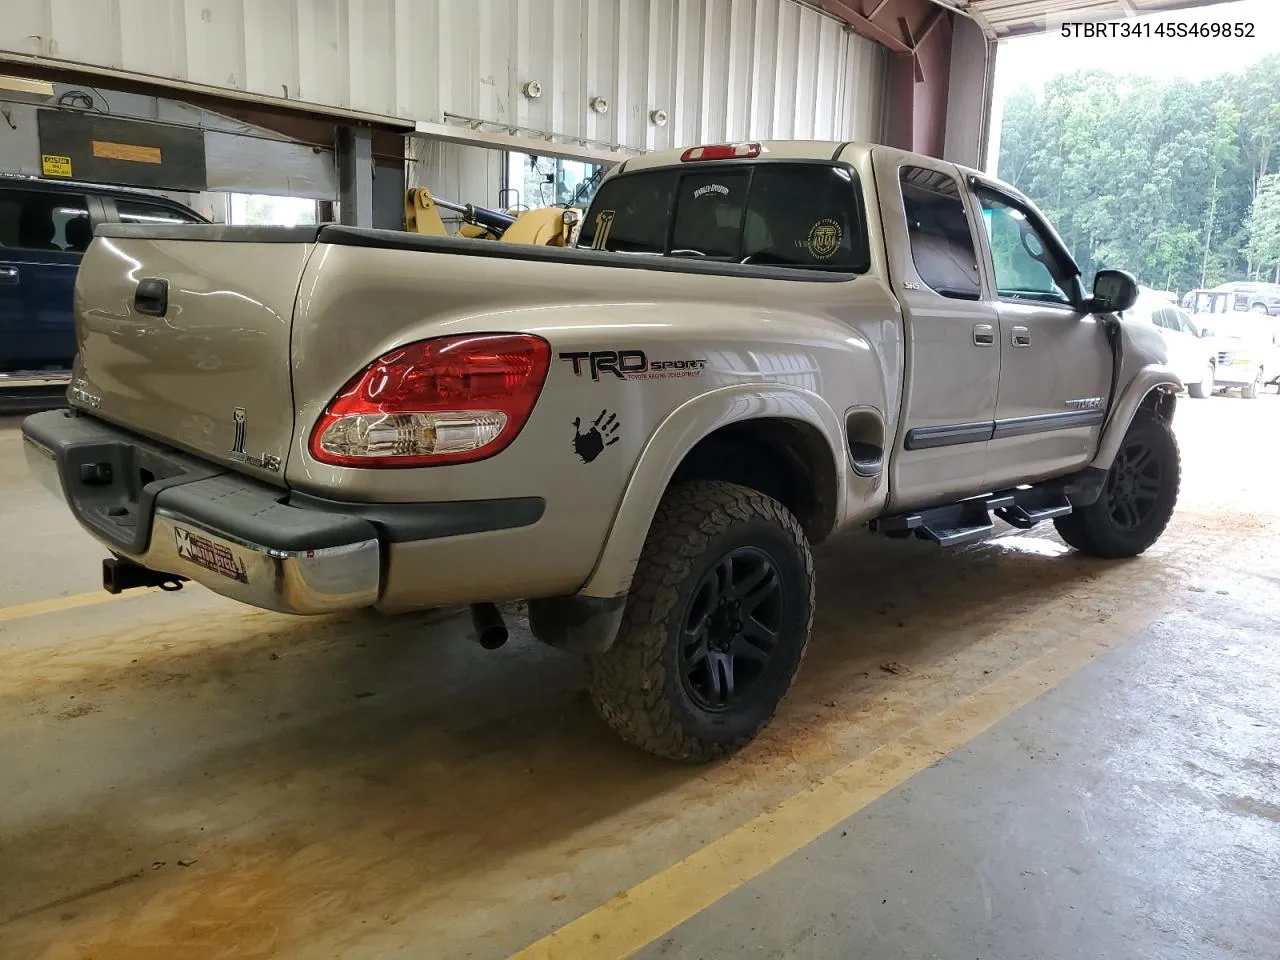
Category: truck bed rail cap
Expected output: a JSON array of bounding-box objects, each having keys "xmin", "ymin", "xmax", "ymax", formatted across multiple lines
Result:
[
  {"xmin": 315, "ymin": 225, "xmax": 860, "ymax": 283},
  {"xmin": 93, "ymin": 224, "xmax": 323, "ymax": 243}
]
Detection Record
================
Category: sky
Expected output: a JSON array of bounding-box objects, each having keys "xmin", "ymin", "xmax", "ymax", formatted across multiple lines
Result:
[
  {"xmin": 993, "ymin": 0, "xmax": 1280, "ymax": 100},
  {"xmin": 985, "ymin": 0, "xmax": 1280, "ymax": 169}
]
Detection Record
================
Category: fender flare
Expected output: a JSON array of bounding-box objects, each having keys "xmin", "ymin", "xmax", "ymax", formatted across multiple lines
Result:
[
  {"xmin": 578, "ymin": 383, "xmax": 847, "ymax": 600},
  {"xmin": 1090, "ymin": 363, "xmax": 1180, "ymax": 471}
]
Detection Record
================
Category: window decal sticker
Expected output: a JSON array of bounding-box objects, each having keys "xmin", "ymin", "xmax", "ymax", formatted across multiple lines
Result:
[
  {"xmin": 590, "ymin": 210, "xmax": 616, "ymax": 250},
  {"xmin": 806, "ymin": 219, "xmax": 843, "ymax": 260}
]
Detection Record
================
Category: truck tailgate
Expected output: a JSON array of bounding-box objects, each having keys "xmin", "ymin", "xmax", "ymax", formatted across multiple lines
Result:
[{"xmin": 72, "ymin": 225, "xmax": 317, "ymax": 486}]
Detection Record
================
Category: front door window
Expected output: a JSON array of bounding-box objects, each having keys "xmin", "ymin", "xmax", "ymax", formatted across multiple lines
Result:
[{"xmin": 977, "ymin": 191, "xmax": 1071, "ymax": 307}]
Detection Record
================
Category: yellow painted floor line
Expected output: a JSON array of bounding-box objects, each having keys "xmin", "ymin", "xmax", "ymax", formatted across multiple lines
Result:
[
  {"xmin": 511, "ymin": 632, "xmax": 1120, "ymax": 960},
  {"xmin": 0, "ymin": 587, "xmax": 157, "ymax": 625}
]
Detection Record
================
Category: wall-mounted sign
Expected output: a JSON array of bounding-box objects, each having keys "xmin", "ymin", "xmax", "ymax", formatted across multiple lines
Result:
[
  {"xmin": 37, "ymin": 110, "xmax": 207, "ymax": 191},
  {"xmin": 40, "ymin": 154, "xmax": 73, "ymax": 178}
]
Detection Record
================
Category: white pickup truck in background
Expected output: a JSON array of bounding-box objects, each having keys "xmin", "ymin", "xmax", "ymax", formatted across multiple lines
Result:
[{"xmin": 1186, "ymin": 288, "xmax": 1280, "ymax": 396}]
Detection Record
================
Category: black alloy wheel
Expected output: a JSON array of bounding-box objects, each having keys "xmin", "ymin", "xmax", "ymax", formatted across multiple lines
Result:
[
  {"xmin": 678, "ymin": 547, "xmax": 783, "ymax": 711},
  {"xmin": 1055, "ymin": 411, "xmax": 1180, "ymax": 559},
  {"xmin": 1104, "ymin": 438, "xmax": 1164, "ymax": 531},
  {"xmin": 587, "ymin": 480, "xmax": 814, "ymax": 763}
]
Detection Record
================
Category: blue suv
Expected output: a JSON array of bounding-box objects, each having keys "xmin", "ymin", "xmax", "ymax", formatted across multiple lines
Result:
[{"xmin": 0, "ymin": 177, "xmax": 206, "ymax": 386}]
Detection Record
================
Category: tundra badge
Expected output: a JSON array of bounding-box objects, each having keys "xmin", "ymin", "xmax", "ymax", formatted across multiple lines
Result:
[
  {"xmin": 229, "ymin": 407, "xmax": 282, "ymax": 472},
  {"xmin": 1065, "ymin": 397, "xmax": 1105, "ymax": 410}
]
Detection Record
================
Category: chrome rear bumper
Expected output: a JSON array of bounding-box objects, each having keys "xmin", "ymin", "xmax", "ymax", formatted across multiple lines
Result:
[
  {"xmin": 21, "ymin": 411, "xmax": 380, "ymax": 616},
  {"xmin": 141, "ymin": 512, "xmax": 380, "ymax": 614}
]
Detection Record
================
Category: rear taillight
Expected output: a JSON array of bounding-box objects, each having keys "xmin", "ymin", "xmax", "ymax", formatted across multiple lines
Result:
[
  {"xmin": 680, "ymin": 142, "xmax": 763, "ymax": 162},
  {"xmin": 309, "ymin": 333, "xmax": 551, "ymax": 468}
]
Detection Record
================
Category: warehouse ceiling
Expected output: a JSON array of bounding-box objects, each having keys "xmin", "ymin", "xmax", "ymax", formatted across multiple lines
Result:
[{"xmin": 928, "ymin": 0, "xmax": 1246, "ymax": 38}]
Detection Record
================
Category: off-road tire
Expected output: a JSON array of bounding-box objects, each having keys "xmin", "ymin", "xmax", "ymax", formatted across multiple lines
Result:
[
  {"xmin": 588, "ymin": 480, "xmax": 814, "ymax": 763},
  {"xmin": 1054, "ymin": 412, "xmax": 1180, "ymax": 558},
  {"xmin": 1187, "ymin": 364, "xmax": 1213, "ymax": 399}
]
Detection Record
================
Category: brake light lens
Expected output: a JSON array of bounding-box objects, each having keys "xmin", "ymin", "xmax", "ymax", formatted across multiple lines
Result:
[
  {"xmin": 680, "ymin": 142, "xmax": 763, "ymax": 162},
  {"xmin": 309, "ymin": 333, "xmax": 551, "ymax": 468}
]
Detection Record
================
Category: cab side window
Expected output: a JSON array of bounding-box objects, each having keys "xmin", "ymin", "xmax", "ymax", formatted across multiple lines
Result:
[
  {"xmin": 898, "ymin": 166, "xmax": 981, "ymax": 300},
  {"xmin": 0, "ymin": 189, "xmax": 91, "ymax": 252},
  {"xmin": 976, "ymin": 189, "xmax": 1071, "ymax": 306}
]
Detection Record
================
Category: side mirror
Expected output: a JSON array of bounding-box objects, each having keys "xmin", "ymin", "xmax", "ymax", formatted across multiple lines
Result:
[
  {"xmin": 1084, "ymin": 269, "xmax": 1139, "ymax": 314},
  {"xmin": 1201, "ymin": 328, "xmax": 1214, "ymax": 339}
]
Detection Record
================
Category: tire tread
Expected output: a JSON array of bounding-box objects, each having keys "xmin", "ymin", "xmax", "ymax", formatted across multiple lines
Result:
[
  {"xmin": 1054, "ymin": 412, "xmax": 1180, "ymax": 558},
  {"xmin": 588, "ymin": 480, "xmax": 814, "ymax": 763}
]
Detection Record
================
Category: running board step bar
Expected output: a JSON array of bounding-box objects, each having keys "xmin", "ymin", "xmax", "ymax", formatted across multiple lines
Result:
[{"xmin": 870, "ymin": 475, "xmax": 1101, "ymax": 547}]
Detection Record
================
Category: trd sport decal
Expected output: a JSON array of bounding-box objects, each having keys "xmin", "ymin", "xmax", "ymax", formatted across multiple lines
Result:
[
  {"xmin": 559, "ymin": 349, "xmax": 708, "ymax": 381},
  {"xmin": 572, "ymin": 410, "xmax": 621, "ymax": 464}
]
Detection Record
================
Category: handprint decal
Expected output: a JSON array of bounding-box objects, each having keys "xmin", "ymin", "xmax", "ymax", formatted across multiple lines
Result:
[{"xmin": 572, "ymin": 409, "xmax": 621, "ymax": 463}]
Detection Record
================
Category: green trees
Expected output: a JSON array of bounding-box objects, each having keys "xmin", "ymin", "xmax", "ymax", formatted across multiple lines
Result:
[
  {"xmin": 1245, "ymin": 174, "xmax": 1280, "ymax": 283},
  {"xmin": 996, "ymin": 54, "xmax": 1280, "ymax": 293}
]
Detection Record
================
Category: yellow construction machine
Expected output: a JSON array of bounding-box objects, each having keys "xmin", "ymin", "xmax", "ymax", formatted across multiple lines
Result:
[{"xmin": 404, "ymin": 187, "xmax": 583, "ymax": 247}]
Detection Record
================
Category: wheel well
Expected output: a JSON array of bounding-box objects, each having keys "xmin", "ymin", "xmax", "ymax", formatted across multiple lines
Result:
[
  {"xmin": 669, "ymin": 418, "xmax": 838, "ymax": 543},
  {"xmin": 1140, "ymin": 386, "xmax": 1177, "ymax": 424}
]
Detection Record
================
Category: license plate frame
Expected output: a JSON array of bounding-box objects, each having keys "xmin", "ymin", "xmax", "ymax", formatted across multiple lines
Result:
[{"xmin": 174, "ymin": 526, "xmax": 249, "ymax": 583}]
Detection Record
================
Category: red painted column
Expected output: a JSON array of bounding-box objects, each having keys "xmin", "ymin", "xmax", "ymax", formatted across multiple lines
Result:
[
  {"xmin": 821, "ymin": 0, "xmax": 957, "ymax": 158},
  {"xmin": 908, "ymin": 15, "xmax": 953, "ymax": 158}
]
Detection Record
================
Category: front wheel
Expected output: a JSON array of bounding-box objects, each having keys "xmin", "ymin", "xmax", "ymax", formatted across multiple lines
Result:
[
  {"xmin": 588, "ymin": 480, "xmax": 814, "ymax": 763},
  {"xmin": 1243, "ymin": 369, "xmax": 1263, "ymax": 399},
  {"xmin": 1187, "ymin": 364, "xmax": 1214, "ymax": 399},
  {"xmin": 1054, "ymin": 412, "xmax": 1180, "ymax": 558}
]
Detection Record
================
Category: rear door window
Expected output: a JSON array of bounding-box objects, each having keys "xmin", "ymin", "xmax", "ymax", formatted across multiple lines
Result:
[
  {"xmin": 899, "ymin": 166, "xmax": 981, "ymax": 300},
  {"xmin": 0, "ymin": 188, "xmax": 92, "ymax": 252},
  {"xmin": 579, "ymin": 162, "xmax": 870, "ymax": 273}
]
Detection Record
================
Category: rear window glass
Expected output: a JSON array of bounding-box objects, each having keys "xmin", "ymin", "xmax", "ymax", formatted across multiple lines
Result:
[{"xmin": 578, "ymin": 162, "xmax": 870, "ymax": 273}]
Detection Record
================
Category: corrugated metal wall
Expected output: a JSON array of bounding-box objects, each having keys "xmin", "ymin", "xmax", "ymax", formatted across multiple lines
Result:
[{"xmin": 0, "ymin": 0, "xmax": 889, "ymax": 150}]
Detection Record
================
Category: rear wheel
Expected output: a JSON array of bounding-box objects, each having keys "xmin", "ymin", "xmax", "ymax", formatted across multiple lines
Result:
[
  {"xmin": 1054, "ymin": 412, "xmax": 1180, "ymax": 559},
  {"xmin": 588, "ymin": 480, "xmax": 814, "ymax": 763},
  {"xmin": 1187, "ymin": 364, "xmax": 1214, "ymax": 399}
]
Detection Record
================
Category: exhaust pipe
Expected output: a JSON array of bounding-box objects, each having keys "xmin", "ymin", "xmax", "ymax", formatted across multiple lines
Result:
[
  {"xmin": 102, "ymin": 557, "xmax": 187, "ymax": 595},
  {"xmin": 470, "ymin": 602, "xmax": 508, "ymax": 650}
]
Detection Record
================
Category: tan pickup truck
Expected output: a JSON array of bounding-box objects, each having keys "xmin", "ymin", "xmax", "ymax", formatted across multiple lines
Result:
[{"xmin": 23, "ymin": 140, "xmax": 1182, "ymax": 762}]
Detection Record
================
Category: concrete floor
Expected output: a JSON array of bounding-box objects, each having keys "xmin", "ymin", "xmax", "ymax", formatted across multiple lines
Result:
[{"xmin": 1, "ymin": 392, "xmax": 1278, "ymax": 960}]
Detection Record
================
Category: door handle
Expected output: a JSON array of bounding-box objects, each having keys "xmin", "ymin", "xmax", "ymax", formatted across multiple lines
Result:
[
  {"xmin": 0, "ymin": 265, "xmax": 18, "ymax": 285},
  {"xmin": 1011, "ymin": 325, "xmax": 1032, "ymax": 347},
  {"xmin": 973, "ymin": 323, "xmax": 995, "ymax": 346},
  {"xmin": 133, "ymin": 278, "xmax": 169, "ymax": 317}
]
